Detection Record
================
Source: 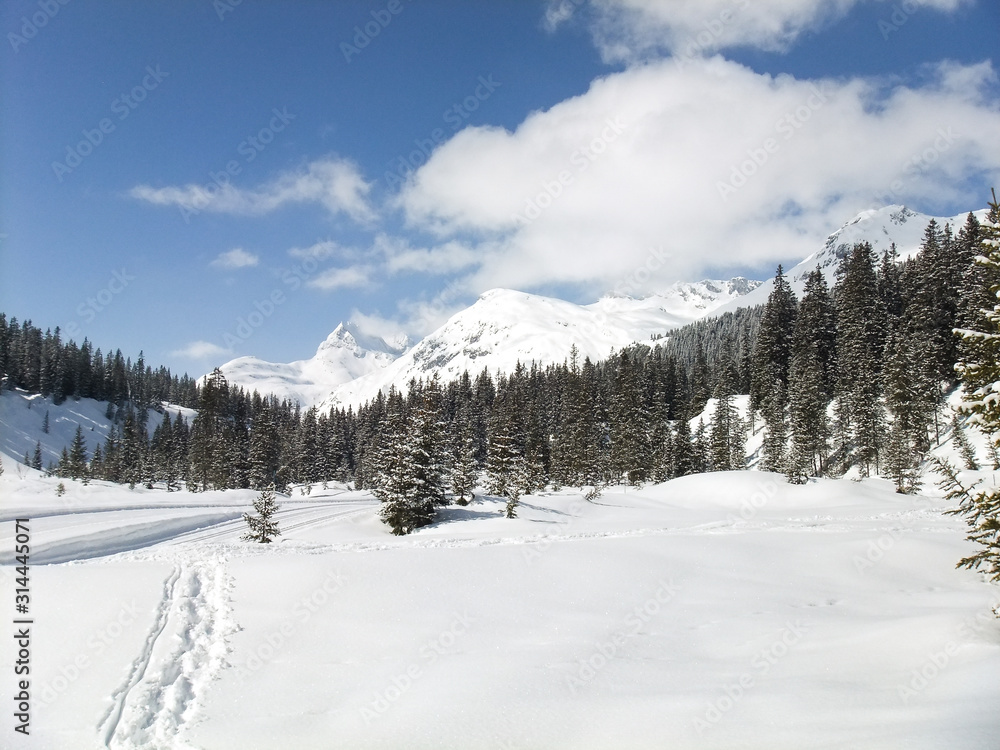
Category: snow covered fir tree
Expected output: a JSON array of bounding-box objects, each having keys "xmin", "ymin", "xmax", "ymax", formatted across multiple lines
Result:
[
  {"xmin": 242, "ymin": 485, "xmax": 282, "ymax": 544},
  {"xmin": 936, "ymin": 192, "xmax": 1000, "ymax": 583}
]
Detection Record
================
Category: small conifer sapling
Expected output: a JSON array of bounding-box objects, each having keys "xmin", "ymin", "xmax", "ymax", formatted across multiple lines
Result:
[{"xmin": 243, "ymin": 486, "xmax": 282, "ymax": 544}]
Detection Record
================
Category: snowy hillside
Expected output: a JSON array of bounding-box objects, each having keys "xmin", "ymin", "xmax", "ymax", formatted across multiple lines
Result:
[
  {"xmin": 714, "ymin": 204, "xmax": 988, "ymax": 315},
  {"xmin": 1, "ymin": 463, "xmax": 998, "ymax": 749},
  {"xmin": 324, "ymin": 282, "xmax": 758, "ymax": 408},
  {"xmin": 218, "ymin": 322, "xmax": 408, "ymax": 407},
  {"xmin": 0, "ymin": 389, "xmax": 190, "ymax": 471}
]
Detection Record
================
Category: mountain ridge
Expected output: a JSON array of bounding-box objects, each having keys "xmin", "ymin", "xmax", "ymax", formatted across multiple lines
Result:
[{"xmin": 216, "ymin": 204, "xmax": 984, "ymax": 408}]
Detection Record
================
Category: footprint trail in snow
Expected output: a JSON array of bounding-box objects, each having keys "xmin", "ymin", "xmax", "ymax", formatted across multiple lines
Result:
[{"xmin": 98, "ymin": 557, "xmax": 238, "ymax": 750}]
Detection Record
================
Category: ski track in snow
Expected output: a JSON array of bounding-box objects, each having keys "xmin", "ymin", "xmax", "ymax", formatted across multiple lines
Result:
[{"xmin": 97, "ymin": 557, "xmax": 238, "ymax": 750}]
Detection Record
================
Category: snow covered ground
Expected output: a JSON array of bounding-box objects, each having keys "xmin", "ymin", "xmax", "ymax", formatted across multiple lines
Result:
[{"xmin": 1, "ymin": 459, "xmax": 998, "ymax": 749}]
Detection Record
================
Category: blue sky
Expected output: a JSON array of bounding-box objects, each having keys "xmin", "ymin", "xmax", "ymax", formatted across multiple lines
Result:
[{"xmin": 2, "ymin": 0, "xmax": 998, "ymax": 375}]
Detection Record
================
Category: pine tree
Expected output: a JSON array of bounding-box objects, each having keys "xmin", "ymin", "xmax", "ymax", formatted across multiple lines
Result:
[
  {"xmin": 119, "ymin": 410, "xmax": 145, "ymax": 488},
  {"xmin": 672, "ymin": 410, "xmax": 695, "ymax": 478},
  {"xmin": 750, "ymin": 265, "xmax": 798, "ymax": 414},
  {"xmin": 374, "ymin": 378, "xmax": 447, "ymax": 535},
  {"xmin": 956, "ymin": 195, "xmax": 1000, "ymax": 442},
  {"xmin": 485, "ymin": 392, "xmax": 526, "ymax": 498},
  {"xmin": 375, "ymin": 423, "xmax": 437, "ymax": 536},
  {"xmin": 787, "ymin": 340, "xmax": 827, "ymax": 483},
  {"xmin": 188, "ymin": 368, "xmax": 232, "ymax": 490},
  {"xmin": 91, "ymin": 443, "xmax": 104, "ymax": 479},
  {"xmin": 946, "ymin": 191, "xmax": 1000, "ymax": 588},
  {"xmin": 407, "ymin": 376, "xmax": 449, "ymax": 508},
  {"xmin": 249, "ymin": 408, "xmax": 281, "ymax": 490},
  {"xmin": 882, "ymin": 328, "xmax": 930, "ymax": 480},
  {"xmin": 835, "ymin": 242, "xmax": 887, "ymax": 474},
  {"xmin": 450, "ymin": 424, "xmax": 478, "ymax": 505},
  {"xmin": 751, "ymin": 266, "xmax": 797, "ymax": 475},
  {"xmin": 68, "ymin": 424, "xmax": 88, "ymax": 480},
  {"xmin": 505, "ymin": 485, "xmax": 520, "ymax": 519},
  {"xmin": 884, "ymin": 418, "xmax": 922, "ymax": 494},
  {"xmin": 649, "ymin": 386, "xmax": 674, "ymax": 482},
  {"xmin": 608, "ymin": 351, "xmax": 652, "ymax": 485},
  {"xmin": 242, "ymin": 486, "xmax": 282, "ymax": 543},
  {"xmin": 934, "ymin": 457, "xmax": 1000, "ymax": 583},
  {"xmin": 42, "ymin": 410, "xmax": 49, "ymax": 434},
  {"xmin": 760, "ymin": 380, "xmax": 788, "ymax": 474},
  {"xmin": 708, "ymin": 356, "xmax": 745, "ymax": 472},
  {"xmin": 31, "ymin": 442, "xmax": 43, "ymax": 471},
  {"xmin": 950, "ymin": 414, "xmax": 978, "ymax": 471}
]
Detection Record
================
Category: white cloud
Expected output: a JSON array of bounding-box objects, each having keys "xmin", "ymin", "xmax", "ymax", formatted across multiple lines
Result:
[
  {"xmin": 373, "ymin": 234, "xmax": 481, "ymax": 275},
  {"xmin": 172, "ymin": 340, "xmax": 231, "ymax": 360},
  {"xmin": 560, "ymin": 0, "xmax": 971, "ymax": 62},
  {"xmin": 347, "ymin": 309, "xmax": 413, "ymax": 347},
  {"xmin": 287, "ymin": 239, "xmax": 354, "ymax": 261},
  {"xmin": 210, "ymin": 248, "xmax": 259, "ymax": 269},
  {"xmin": 543, "ymin": 0, "xmax": 578, "ymax": 31},
  {"xmin": 130, "ymin": 156, "xmax": 376, "ymax": 224},
  {"xmin": 348, "ymin": 280, "xmax": 472, "ymax": 340},
  {"xmin": 307, "ymin": 265, "xmax": 373, "ymax": 291},
  {"xmin": 396, "ymin": 57, "xmax": 1000, "ymax": 298}
]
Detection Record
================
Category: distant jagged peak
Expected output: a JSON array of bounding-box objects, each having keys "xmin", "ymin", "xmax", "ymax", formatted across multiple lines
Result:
[
  {"xmin": 317, "ymin": 321, "xmax": 409, "ymax": 360},
  {"xmin": 793, "ymin": 204, "xmax": 979, "ymax": 283}
]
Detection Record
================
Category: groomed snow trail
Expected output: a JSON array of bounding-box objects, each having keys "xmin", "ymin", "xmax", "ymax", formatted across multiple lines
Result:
[{"xmin": 98, "ymin": 557, "xmax": 238, "ymax": 750}]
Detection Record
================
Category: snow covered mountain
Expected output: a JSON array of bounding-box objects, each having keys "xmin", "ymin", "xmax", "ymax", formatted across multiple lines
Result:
[
  {"xmin": 219, "ymin": 280, "xmax": 758, "ymax": 409},
  {"xmin": 321, "ymin": 280, "xmax": 758, "ymax": 408},
  {"xmin": 218, "ymin": 322, "xmax": 408, "ymax": 407},
  {"xmin": 713, "ymin": 204, "xmax": 986, "ymax": 314},
  {"xmin": 217, "ymin": 204, "xmax": 983, "ymax": 409}
]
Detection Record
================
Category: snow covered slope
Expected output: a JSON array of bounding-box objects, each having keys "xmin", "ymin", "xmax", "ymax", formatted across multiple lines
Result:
[
  {"xmin": 714, "ymin": 204, "xmax": 987, "ymax": 314},
  {"xmin": 0, "ymin": 389, "xmax": 187, "ymax": 471},
  {"xmin": 324, "ymin": 281, "xmax": 758, "ymax": 408},
  {"xmin": 218, "ymin": 322, "xmax": 408, "ymax": 406}
]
